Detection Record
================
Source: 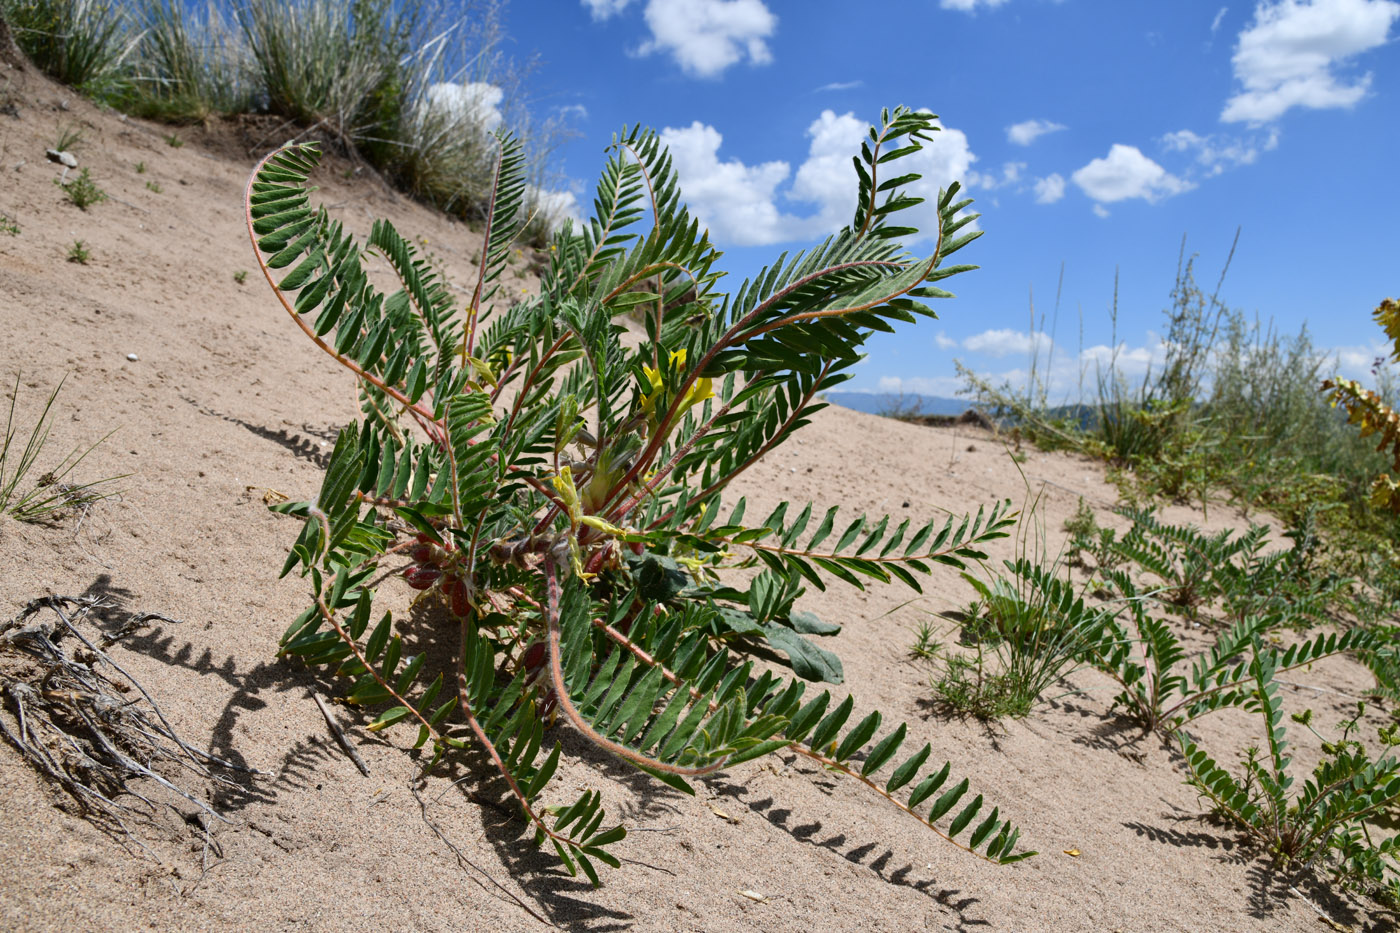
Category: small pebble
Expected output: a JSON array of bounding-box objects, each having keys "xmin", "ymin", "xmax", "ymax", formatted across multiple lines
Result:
[{"xmin": 126, "ymin": 353, "xmax": 139, "ymax": 361}]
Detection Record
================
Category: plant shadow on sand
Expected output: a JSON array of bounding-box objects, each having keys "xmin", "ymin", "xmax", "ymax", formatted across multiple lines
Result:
[
  {"xmin": 1123, "ymin": 811, "xmax": 1394, "ymax": 931},
  {"xmin": 58, "ymin": 573, "xmax": 1000, "ymax": 929},
  {"xmin": 703, "ymin": 764, "xmax": 990, "ymax": 931},
  {"xmin": 181, "ymin": 395, "xmax": 340, "ymax": 470},
  {"xmin": 65, "ymin": 574, "xmax": 673, "ymax": 929},
  {"xmin": 74, "ymin": 574, "xmax": 342, "ymax": 813}
]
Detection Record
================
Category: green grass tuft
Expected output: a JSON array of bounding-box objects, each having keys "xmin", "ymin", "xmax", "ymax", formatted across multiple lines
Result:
[{"xmin": 1, "ymin": 374, "xmax": 122, "ymax": 522}]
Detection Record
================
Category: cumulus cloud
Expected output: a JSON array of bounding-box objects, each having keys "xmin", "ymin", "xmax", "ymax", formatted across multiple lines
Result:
[
  {"xmin": 877, "ymin": 374, "xmax": 965, "ymax": 396},
  {"xmin": 1330, "ymin": 340, "xmax": 1398, "ymax": 380},
  {"xmin": 659, "ymin": 121, "xmax": 793, "ymax": 245},
  {"xmin": 421, "ymin": 82, "xmax": 505, "ymax": 133},
  {"xmin": 583, "ymin": 0, "xmax": 635, "ymax": 17},
  {"xmin": 952, "ymin": 335, "xmax": 1167, "ymax": 399},
  {"xmin": 1072, "ymin": 144, "xmax": 1195, "ymax": 204},
  {"xmin": 1034, "ymin": 173, "xmax": 1066, "ymax": 204},
  {"xmin": 418, "ymin": 82, "xmax": 578, "ymax": 235},
  {"xmin": 935, "ymin": 332, "xmax": 959, "ymax": 350},
  {"xmin": 783, "ymin": 109, "xmax": 871, "ymax": 235},
  {"xmin": 963, "ymin": 328, "xmax": 1054, "ymax": 357},
  {"xmin": 528, "ymin": 185, "xmax": 584, "ymax": 232},
  {"xmin": 1006, "ymin": 119, "xmax": 1067, "ymax": 146},
  {"xmin": 950, "ymin": 328, "xmax": 1400, "ymax": 401},
  {"xmin": 967, "ymin": 161, "xmax": 1026, "ymax": 190},
  {"xmin": 662, "ymin": 109, "xmax": 978, "ymax": 247},
  {"xmin": 636, "ymin": 0, "xmax": 777, "ymax": 77},
  {"xmin": 940, "ymin": 0, "xmax": 1011, "ymax": 10},
  {"xmin": 1222, "ymin": 0, "xmax": 1400, "ymax": 124},
  {"xmin": 1160, "ymin": 128, "xmax": 1270, "ymax": 174}
]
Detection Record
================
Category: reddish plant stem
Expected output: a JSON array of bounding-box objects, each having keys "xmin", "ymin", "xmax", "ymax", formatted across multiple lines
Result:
[{"xmin": 542, "ymin": 557, "xmax": 727, "ymax": 777}]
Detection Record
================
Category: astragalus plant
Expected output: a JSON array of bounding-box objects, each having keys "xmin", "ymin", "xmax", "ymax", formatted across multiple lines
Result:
[{"xmin": 245, "ymin": 107, "xmax": 1029, "ymax": 881}]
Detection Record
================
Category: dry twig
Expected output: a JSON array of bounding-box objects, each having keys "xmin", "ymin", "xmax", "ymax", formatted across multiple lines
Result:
[
  {"xmin": 0, "ymin": 594, "xmax": 263, "ymax": 859},
  {"xmin": 312, "ymin": 692, "xmax": 370, "ymax": 777}
]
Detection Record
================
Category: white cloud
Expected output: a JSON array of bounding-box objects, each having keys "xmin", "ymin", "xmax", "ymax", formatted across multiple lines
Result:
[
  {"xmin": 784, "ymin": 109, "xmax": 871, "ymax": 235},
  {"xmin": 877, "ymin": 374, "xmax": 965, "ymax": 396},
  {"xmin": 559, "ymin": 103, "xmax": 589, "ymax": 120},
  {"xmin": 1079, "ymin": 342, "xmax": 1163, "ymax": 381},
  {"xmin": 1072, "ymin": 144, "xmax": 1195, "ymax": 204},
  {"xmin": 583, "ymin": 0, "xmax": 635, "ymax": 17},
  {"xmin": 1222, "ymin": 0, "xmax": 1400, "ymax": 124},
  {"xmin": 787, "ymin": 110, "xmax": 978, "ymax": 244},
  {"xmin": 1033, "ymin": 173, "xmax": 1066, "ymax": 204},
  {"xmin": 663, "ymin": 109, "xmax": 978, "ymax": 247},
  {"xmin": 527, "ymin": 185, "xmax": 583, "ymax": 232},
  {"xmin": 967, "ymin": 161, "xmax": 1026, "ymax": 190},
  {"xmin": 1092, "ymin": 203, "xmax": 1111, "ymax": 219},
  {"xmin": 1211, "ymin": 6, "xmax": 1230, "ymax": 32},
  {"xmin": 940, "ymin": 0, "xmax": 1011, "ymax": 10},
  {"xmin": 954, "ymin": 337, "xmax": 1167, "ymax": 400},
  {"xmin": 954, "ymin": 330, "xmax": 1397, "ymax": 402},
  {"xmin": 963, "ymin": 328, "xmax": 1054, "ymax": 357},
  {"xmin": 421, "ymin": 82, "xmax": 504, "ymax": 133},
  {"xmin": 1330, "ymin": 341, "xmax": 1396, "ymax": 379},
  {"xmin": 637, "ymin": 0, "xmax": 777, "ymax": 77},
  {"xmin": 1161, "ymin": 129, "xmax": 1207, "ymax": 151},
  {"xmin": 1006, "ymin": 119, "xmax": 1067, "ymax": 146},
  {"xmin": 1161, "ymin": 128, "xmax": 1266, "ymax": 174},
  {"xmin": 659, "ymin": 121, "xmax": 793, "ymax": 246},
  {"xmin": 815, "ymin": 80, "xmax": 862, "ymax": 92},
  {"xmin": 935, "ymin": 332, "xmax": 959, "ymax": 350}
]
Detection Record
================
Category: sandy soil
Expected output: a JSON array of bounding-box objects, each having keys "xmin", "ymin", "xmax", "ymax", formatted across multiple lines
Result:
[{"xmin": 0, "ymin": 53, "xmax": 1393, "ymax": 932}]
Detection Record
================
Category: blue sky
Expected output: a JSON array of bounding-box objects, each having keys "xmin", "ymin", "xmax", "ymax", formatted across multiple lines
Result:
[{"xmin": 492, "ymin": 0, "xmax": 1399, "ymax": 400}]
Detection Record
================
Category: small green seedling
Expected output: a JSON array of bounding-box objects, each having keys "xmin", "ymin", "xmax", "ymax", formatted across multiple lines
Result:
[{"xmin": 56, "ymin": 169, "xmax": 106, "ymax": 211}]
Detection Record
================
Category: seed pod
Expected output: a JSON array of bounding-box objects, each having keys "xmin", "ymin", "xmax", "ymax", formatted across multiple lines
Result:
[
  {"xmin": 403, "ymin": 565, "xmax": 442, "ymax": 590},
  {"xmin": 538, "ymin": 688, "xmax": 558, "ymax": 722},
  {"xmin": 442, "ymin": 576, "xmax": 470, "ymax": 616},
  {"xmin": 522, "ymin": 641, "xmax": 547, "ymax": 672}
]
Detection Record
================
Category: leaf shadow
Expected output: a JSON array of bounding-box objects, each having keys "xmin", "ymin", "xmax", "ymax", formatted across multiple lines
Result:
[
  {"xmin": 703, "ymin": 758, "xmax": 991, "ymax": 931},
  {"xmin": 181, "ymin": 394, "xmax": 338, "ymax": 468},
  {"xmin": 77, "ymin": 574, "xmax": 348, "ymax": 813},
  {"xmin": 1125, "ymin": 811, "xmax": 1394, "ymax": 931}
]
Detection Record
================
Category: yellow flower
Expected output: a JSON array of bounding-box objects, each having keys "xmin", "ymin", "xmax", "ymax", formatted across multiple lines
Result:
[
  {"xmin": 552, "ymin": 465, "xmax": 582, "ymax": 524},
  {"xmin": 640, "ymin": 348, "xmax": 713, "ymax": 431}
]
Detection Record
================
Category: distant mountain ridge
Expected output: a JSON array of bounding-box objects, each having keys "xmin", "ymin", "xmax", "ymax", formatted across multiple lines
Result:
[{"xmin": 823, "ymin": 392, "xmax": 971, "ymax": 417}]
